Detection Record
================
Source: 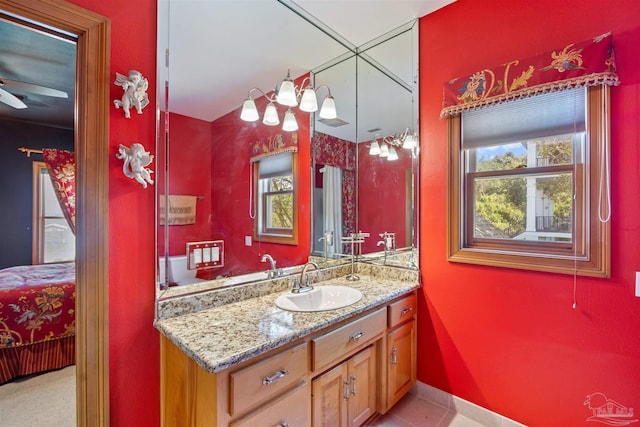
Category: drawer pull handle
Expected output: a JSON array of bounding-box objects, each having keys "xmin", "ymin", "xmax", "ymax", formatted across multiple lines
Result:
[
  {"xmin": 343, "ymin": 379, "xmax": 350, "ymax": 400},
  {"xmin": 277, "ymin": 422, "xmax": 290, "ymax": 427},
  {"xmin": 262, "ymin": 368, "xmax": 289, "ymax": 385},
  {"xmin": 349, "ymin": 331, "xmax": 364, "ymax": 341},
  {"xmin": 400, "ymin": 307, "xmax": 413, "ymax": 315},
  {"xmin": 391, "ymin": 347, "xmax": 397, "ymax": 365},
  {"xmin": 350, "ymin": 374, "xmax": 357, "ymax": 396}
]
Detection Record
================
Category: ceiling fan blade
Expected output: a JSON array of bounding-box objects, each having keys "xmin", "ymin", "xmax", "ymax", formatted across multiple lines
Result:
[
  {"xmin": 0, "ymin": 87, "xmax": 27, "ymax": 109},
  {"xmin": 0, "ymin": 78, "xmax": 68, "ymax": 99}
]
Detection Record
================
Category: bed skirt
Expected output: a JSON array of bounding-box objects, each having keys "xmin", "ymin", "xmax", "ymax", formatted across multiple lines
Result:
[{"xmin": 0, "ymin": 337, "xmax": 75, "ymax": 384}]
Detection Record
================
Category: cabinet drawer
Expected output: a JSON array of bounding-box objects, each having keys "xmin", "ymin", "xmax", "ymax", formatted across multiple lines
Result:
[
  {"xmin": 229, "ymin": 343, "xmax": 307, "ymax": 416},
  {"xmin": 230, "ymin": 381, "xmax": 310, "ymax": 427},
  {"xmin": 312, "ymin": 308, "xmax": 385, "ymax": 371},
  {"xmin": 388, "ymin": 293, "xmax": 416, "ymax": 328}
]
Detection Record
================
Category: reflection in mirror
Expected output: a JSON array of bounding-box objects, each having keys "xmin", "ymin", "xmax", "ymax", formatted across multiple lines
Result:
[
  {"xmin": 253, "ymin": 151, "xmax": 298, "ymax": 245},
  {"xmin": 156, "ymin": 1, "xmax": 421, "ymax": 303},
  {"xmin": 310, "ymin": 23, "xmax": 419, "ymax": 269}
]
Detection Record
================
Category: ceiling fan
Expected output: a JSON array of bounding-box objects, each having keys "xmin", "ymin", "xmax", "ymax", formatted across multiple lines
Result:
[{"xmin": 0, "ymin": 77, "xmax": 68, "ymax": 109}]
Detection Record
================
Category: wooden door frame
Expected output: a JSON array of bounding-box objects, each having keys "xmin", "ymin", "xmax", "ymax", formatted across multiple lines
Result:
[{"xmin": 0, "ymin": 0, "xmax": 110, "ymax": 425}]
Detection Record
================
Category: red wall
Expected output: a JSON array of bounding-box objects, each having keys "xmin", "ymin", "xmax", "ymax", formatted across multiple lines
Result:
[
  {"xmin": 209, "ymin": 90, "xmax": 312, "ymax": 276},
  {"xmin": 357, "ymin": 141, "xmax": 412, "ymax": 253},
  {"xmin": 66, "ymin": 0, "xmax": 160, "ymax": 425},
  {"xmin": 418, "ymin": 1, "xmax": 640, "ymax": 426},
  {"xmin": 160, "ymin": 113, "xmax": 213, "ymax": 257}
]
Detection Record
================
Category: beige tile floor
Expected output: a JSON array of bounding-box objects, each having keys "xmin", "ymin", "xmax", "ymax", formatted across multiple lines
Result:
[{"xmin": 366, "ymin": 393, "xmax": 486, "ymax": 427}]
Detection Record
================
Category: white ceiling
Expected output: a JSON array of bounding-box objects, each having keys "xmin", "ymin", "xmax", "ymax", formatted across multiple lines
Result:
[
  {"xmin": 0, "ymin": 16, "xmax": 76, "ymax": 128},
  {"xmin": 162, "ymin": 0, "xmax": 455, "ymax": 141},
  {"xmin": 0, "ymin": 0, "xmax": 456, "ymax": 132}
]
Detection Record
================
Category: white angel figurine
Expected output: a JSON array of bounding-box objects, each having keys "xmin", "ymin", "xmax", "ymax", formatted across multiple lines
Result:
[
  {"xmin": 116, "ymin": 143, "xmax": 154, "ymax": 188},
  {"xmin": 113, "ymin": 70, "xmax": 149, "ymax": 118}
]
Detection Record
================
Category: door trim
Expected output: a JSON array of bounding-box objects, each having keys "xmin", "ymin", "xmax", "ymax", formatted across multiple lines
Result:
[{"xmin": 0, "ymin": 0, "xmax": 110, "ymax": 425}]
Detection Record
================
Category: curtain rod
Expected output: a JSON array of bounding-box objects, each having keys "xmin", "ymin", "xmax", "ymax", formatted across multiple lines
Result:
[{"xmin": 18, "ymin": 147, "xmax": 43, "ymax": 157}]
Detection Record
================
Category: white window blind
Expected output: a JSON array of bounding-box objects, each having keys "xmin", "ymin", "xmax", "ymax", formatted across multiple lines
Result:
[
  {"xmin": 462, "ymin": 87, "xmax": 586, "ymax": 149},
  {"xmin": 259, "ymin": 152, "xmax": 292, "ymax": 178}
]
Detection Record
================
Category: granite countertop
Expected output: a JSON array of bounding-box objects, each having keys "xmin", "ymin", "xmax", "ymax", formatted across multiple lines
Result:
[{"xmin": 155, "ymin": 273, "xmax": 419, "ymax": 374}]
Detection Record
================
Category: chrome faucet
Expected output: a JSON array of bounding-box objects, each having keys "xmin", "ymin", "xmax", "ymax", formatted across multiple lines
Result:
[
  {"xmin": 261, "ymin": 254, "xmax": 280, "ymax": 279},
  {"xmin": 292, "ymin": 261, "xmax": 319, "ymax": 293}
]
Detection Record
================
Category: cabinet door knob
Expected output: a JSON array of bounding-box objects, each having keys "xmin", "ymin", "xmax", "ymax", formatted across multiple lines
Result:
[
  {"xmin": 277, "ymin": 422, "xmax": 290, "ymax": 427},
  {"xmin": 391, "ymin": 347, "xmax": 397, "ymax": 365},
  {"xmin": 343, "ymin": 379, "xmax": 350, "ymax": 400},
  {"xmin": 400, "ymin": 307, "xmax": 413, "ymax": 315},
  {"xmin": 350, "ymin": 374, "xmax": 357, "ymax": 396},
  {"xmin": 262, "ymin": 368, "xmax": 289, "ymax": 385}
]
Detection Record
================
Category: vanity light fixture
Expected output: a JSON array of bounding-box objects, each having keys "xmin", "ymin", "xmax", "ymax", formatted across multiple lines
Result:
[
  {"xmin": 240, "ymin": 69, "xmax": 337, "ymax": 132},
  {"xmin": 369, "ymin": 135, "xmax": 381, "ymax": 156},
  {"xmin": 368, "ymin": 129, "xmax": 418, "ymax": 161}
]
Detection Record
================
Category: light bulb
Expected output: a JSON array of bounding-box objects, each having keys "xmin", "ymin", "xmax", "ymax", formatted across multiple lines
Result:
[
  {"xmin": 299, "ymin": 87, "xmax": 318, "ymax": 112},
  {"xmin": 319, "ymin": 96, "xmax": 337, "ymax": 119},
  {"xmin": 403, "ymin": 133, "xmax": 416, "ymax": 149},
  {"xmin": 282, "ymin": 108, "xmax": 298, "ymax": 131},
  {"xmin": 262, "ymin": 102, "xmax": 279, "ymax": 126},
  {"xmin": 369, "ymin": 140, "xmax": 381, "ymax": 156},
  {"xmin": 379, "ymin": 143, "xmax": 390, "ymax": 158},
  {"xmin": 276, "ymin": 74, "xmax": 298, "ymax": 107},
  {"xmin": 388, "ymin": 146, "xmax": 399, "ymax": 161},
  {"xmin": 240, "ymin": 97, "xmax": 259, "ymax": 122}
]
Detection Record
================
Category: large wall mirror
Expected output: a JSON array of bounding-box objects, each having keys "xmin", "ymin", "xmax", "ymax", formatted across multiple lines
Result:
[{"xmin": 156, "ymin": 0, "xmax": 419, "ymax": 303}]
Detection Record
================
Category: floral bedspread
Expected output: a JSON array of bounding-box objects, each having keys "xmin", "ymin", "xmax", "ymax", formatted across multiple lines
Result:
[{"xmin": 0, "ymin": 263, "xmax": 75, "ymax": 349}]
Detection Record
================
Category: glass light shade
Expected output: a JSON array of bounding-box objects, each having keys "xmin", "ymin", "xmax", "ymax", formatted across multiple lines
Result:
[
  {"xmin": 282, "ymin": 108, "xmax": 298, "ymax": 132},
  {"xmin": 319, "ymin": 96, "xmax": 337, "ymax": 119},
  {"xmin": 262, "ymin": 102, "xmax": 280, "ymax": 126},
  {"xmin": 403, "ymin": 133, "xmax": 416, "ymax": 149},
  {"xmin": 299, "ymin": 87, "xmax": 318, "ymax": 112},
  {"xmin": 240, "ymin": 97, "xmax": 259, "ymax": 122},
  {"xmin": 369, "ymin": 140, "xmax": 381, "ymax": 156},
  {"xmin": 379, "ymin": 143, "xmax": 390, "ymax": 158},
  {"xmin": 276, "ymin": 79, "xmax": 298, "ymax": 107},
  {"xmin": 387, "ymin": 146, "xmax": 399, "ymax": 161}
]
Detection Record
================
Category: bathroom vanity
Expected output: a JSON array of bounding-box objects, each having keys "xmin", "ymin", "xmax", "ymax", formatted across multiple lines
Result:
[{"xmin": 156, "ymin": 264, "xmax": 419, "ymax": 427}]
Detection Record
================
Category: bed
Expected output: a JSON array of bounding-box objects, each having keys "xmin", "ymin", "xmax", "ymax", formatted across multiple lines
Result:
[{"xmin": 0, "ymin": 262, "xmax": 75, "ymax": 384}]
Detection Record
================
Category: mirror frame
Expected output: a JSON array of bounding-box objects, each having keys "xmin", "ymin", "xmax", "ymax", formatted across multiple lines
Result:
[{"xmin": 0, "ymin": 0, "xmax": 111, "ymax": 425}]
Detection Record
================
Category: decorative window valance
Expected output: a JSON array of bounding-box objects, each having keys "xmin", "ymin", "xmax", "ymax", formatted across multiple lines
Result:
[
  {"xmin": 440, "ymin": 32, "xmax": 619, "ymax": 118},
  {"xmin": 250, "ymin": 132, "xmax": 298, "ymax": 163}
]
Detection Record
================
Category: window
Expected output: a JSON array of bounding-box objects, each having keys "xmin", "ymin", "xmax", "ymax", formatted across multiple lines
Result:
[
  {"xmin": 447, "ymin": 86, "xmax": 610, "ymax": 277},
  {"xmin": 32, "ymin": 162, "xmax": 75, "ymax": 263},
  {"xmin": 254, "ymin": 152, "xmax": 298, "ymax": 244}
]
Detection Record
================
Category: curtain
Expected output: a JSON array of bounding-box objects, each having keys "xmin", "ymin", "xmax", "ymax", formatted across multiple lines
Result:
[
  {"xmin": 322, "ymin": 166, "xmax": 343, "ymax": 257},
  {"xmin": 440, "ymin": 32, "xmax": 618, "ymax": 118},
  {"xmin": 42, "ymin": 149, "xmax": 76, "ymax": 234}
]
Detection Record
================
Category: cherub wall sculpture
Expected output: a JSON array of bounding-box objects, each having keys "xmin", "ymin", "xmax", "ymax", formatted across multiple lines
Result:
[
  {"xmin": 116, "ymin": 143, "xmax": 154, "ymax": 188},
  {"xmin": 113, "ymin": 70, "xmax": 149, "ymax": 118}
]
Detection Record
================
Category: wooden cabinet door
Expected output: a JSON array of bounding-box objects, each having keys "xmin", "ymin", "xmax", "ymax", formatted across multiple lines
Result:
[
  {"xmin": 387, "ymin": 320, "xmax": 416, "ymax": 408},
  {"xmin": 312, "ymin": 345, "xmax": 377, "ymax": 427},
  {"xmin": 312, "ymin": 362, "xmax": 349, "ymax": 427},
  {"xmin": 346, "ymin": 346, "xmax": 376, "ymax": 427}
]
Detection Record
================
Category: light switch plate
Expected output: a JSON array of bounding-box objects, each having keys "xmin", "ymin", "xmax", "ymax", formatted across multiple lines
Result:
[
  {"xmin": 636, "ymin": 272, "xmax": 640, "ymax": 297},
  {"xmin": 186, "ymin": 240, "xmax": 224, "ymax": 270},
  {"xmin": 245, "ymin": 236, "xmax": 252, "ymax": 246}
]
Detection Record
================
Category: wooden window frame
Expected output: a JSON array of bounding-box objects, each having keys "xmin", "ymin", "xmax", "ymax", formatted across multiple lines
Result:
[
  {"xmin": 253, "ymin": 152, "xmax": 299, "ymax": 245},
  {"xmin": 447, "ymin": 86, "xmax": 610, "ymax": 277}
]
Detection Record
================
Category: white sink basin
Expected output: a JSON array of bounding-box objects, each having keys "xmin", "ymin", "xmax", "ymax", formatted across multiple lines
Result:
[{"xmin": 275, "ymin": 285, "xmax": 362, "ymax": 312}]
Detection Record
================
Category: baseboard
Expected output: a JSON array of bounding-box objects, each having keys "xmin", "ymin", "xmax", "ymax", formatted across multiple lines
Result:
[{"xmin": 410, "ymin": 381, "xmax": 527, "ymax": 427}]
